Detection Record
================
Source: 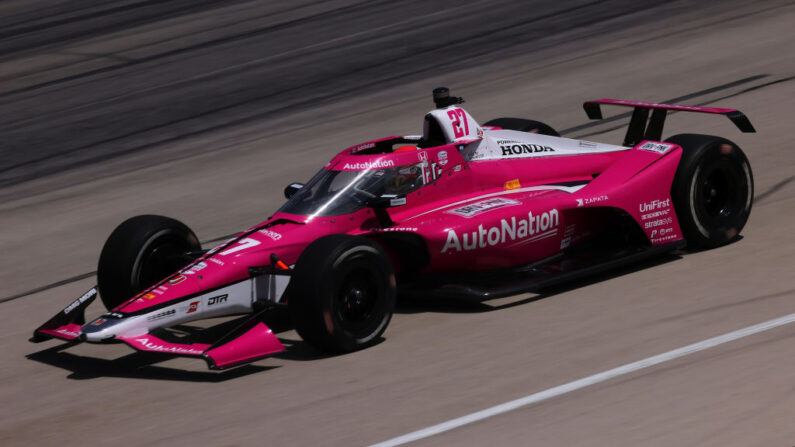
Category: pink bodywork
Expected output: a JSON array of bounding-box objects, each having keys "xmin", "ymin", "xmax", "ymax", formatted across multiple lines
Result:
[
  {"xmin": 117, "ymin": 134, "xmax": 685, "ymax": 313},
  {"xmin": 32, "ymin": 98, "xmax": 750, "ymax": 370},
  {"xmin": 37, "ymin": 323, "xmax": 83, "ymax": 341},
  {"xmin": 116, "ymin": 322, "xmax": 284, "ymax": 369}
]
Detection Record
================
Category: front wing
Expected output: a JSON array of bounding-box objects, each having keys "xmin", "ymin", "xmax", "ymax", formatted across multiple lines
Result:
[{"xmin": 31, "ymin": 268, "xmax": 291, "ymax": 369}]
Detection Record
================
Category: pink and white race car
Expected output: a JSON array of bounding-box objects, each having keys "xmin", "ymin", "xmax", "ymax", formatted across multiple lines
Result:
[{"xmin": 32, "ymin": 88, "xmax": 755, "ymax": 369}]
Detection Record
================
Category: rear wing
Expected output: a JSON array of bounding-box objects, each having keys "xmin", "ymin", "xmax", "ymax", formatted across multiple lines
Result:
[{"xmin": 583, "ymin": 98, "xmax": 755, "ymax": 147}]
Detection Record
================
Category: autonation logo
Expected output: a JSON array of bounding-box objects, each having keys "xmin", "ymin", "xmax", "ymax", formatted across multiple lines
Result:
[
  {"xmin": 342, "ymin": 160, "xmax": 395, "ymax": 170},
  {"xmin": 442, "ymin": 209, "xmax": 559, "ymax": 252}
]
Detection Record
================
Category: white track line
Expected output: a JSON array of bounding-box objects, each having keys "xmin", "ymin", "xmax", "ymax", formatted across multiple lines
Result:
[{"xmin": 370, "ymin": 311, "xmax": 795, "ymax": 447}]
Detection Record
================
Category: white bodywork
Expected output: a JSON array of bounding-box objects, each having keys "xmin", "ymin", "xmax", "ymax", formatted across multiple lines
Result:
[
  {"xmin": 462, "ymin": 130, "xmax": 629, "ymax": 163},
  {"xmin": 81, "ymin": 273, "xmax": 290, "ymax": 341}
]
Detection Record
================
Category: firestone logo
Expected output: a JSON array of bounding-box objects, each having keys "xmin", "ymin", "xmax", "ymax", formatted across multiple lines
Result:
[
  {"xmin": 442, "ymin": 209, "xmax": 559, "ymax": 253},
  {"xmin": 342, "ymin": 160, "xmax": 395, "ymax": 170},
  {"xmin": 639, "ymin": 198, "xmax": 671, "ymax": 213}
]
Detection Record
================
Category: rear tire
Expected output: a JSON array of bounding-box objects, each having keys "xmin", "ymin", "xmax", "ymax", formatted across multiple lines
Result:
[
  {"xmin": 483, "ymin": 118, "xmax": 560, "ymax": 136},
  {"xmin": 666, "ymin": 134, "xmax": 753, "ymax": 249},
  {"xmin": 97, "ymin": 215, "xmax": 200, "ymax": 310},
  {"xmin": 288, "ymin": 235, "xmax": 395, "ymax": 353}
]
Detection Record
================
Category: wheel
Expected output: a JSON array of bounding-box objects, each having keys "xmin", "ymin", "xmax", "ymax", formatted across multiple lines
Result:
[
  {"xmin": 666, "ymin": 134, "xmax": 753, "ymax": 249},
  {"xmin": 483, "ymin": 118, "xmax": 560, "ymax": 136},
  {"xmin": 97, "ymin": 215, "xmax": 200, "ymax": 310},
  {"xmin": 288, "ymin": 235, "xmax": 396, "ymax": 353}
]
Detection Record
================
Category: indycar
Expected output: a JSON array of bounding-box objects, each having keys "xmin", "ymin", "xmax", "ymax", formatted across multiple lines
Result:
[{"xmin": 32, "ymin": 88, "xmax": 755, "ymax": 369}]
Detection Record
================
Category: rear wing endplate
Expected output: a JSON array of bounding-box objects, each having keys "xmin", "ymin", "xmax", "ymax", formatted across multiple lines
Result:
[{"xmin": 583, "ymin": 98, "xmax": 755, "ymax": 147}]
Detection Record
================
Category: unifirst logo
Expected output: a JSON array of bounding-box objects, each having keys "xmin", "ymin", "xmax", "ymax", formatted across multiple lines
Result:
[
  {"xmin": 442, "ymin": 209, "xmax": 559, "ymax": 253},
  {"xmin": 639, "ymin": 198, "xmax": 671, "ymax": 213}
]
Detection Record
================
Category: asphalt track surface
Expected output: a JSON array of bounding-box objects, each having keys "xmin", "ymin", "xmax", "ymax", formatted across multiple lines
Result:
[{"xmin": 1, "ymin": 1, "xmax": 794, "ymax": 445}]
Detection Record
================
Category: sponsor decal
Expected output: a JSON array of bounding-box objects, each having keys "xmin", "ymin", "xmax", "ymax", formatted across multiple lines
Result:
[
  {"xmin": 209, "ymin": 258, "xmax": 225, "ymax": 266},
  {"xmin": 638, "ymin": 142, "xmax": 675, "ymax": 154},
  {"xmin": 132, "ymin": 337, "xmax": 204, "ymax": 355},
  {"xmin": 92, "ymin": 318, "xmax": 106, "ymax": 326},
  {"xmin": 446, "ymin": 198, "xmax": 520, "ymax": 218},
  {"xmin": 169, "ymin": 275, "xmax": 187, "ymax": 285},
  {"xmin": 351, "ymin": 142, "xmax": 375, "ymax": 153},
  {"xmin": 500, "ymin": 144, "xmax": 555, "ymax": 156},
  {"xmin": 641, "ymin": 209, "xmax": 670, "ymax": 220},
  {"xmin": 639, "ymin": 198, "xmax": 671, "ymax": 213},
  {"xmin": 496, "ymin": 139, "xmax": 519, "ymax": 144},
  {"xmin": 418, "ymin": 151, "xmax": 428, "ymax": 162},
  {"xmin": 438, "ymin": 150, "xmax": 448, "ymax": 166},
  {"xmin": 477, "ymin": 128, "xmax": 484, "ymax": 138},
  {"xmin": 442, "ymin": 209, "xmax": 559, "ymax": 253},
  {"xmin": 579, "ymin": 141, "xmax": 597, "ymax": 148},
  {"xmin": 470, "ymin": 151, "xmax": 486, "ymax": 160},
  {"xmin": 259, "ymin": 229, "xmax": 282, "ymax": 240},
  {"xmin": 560, "ymin": 237, "xmax": 572, "ymax": 249},
  {"xmin": 56, "ymin": 327, "xmax": 80, "ymax": 338},
  {"xmin": 341, "ymin": 160, "xmax": 395, "ymax": 170},
  {"xmin": 652, "ymin": 235, "xmax": 678, "ymax": 243},
  {"xmin": 63, "ymin": 289, "xmax": 97, "ymax": 314},
  {"xmin": 142, "ymin": 293, "xmax": 156, "ymax": 300},
  {"xmin": 576, "ymin": 195, "xmax": 608, "ymax": 207},
  {"xmin": 207, "ymin": 294, "xmax": 229, "ymax": 306},
  {"xmin": 650, "ymin": 227, "xmax": 675, "ymax": 239},
  {"xmin": 454, "ymin": 165, "xmax": 462, "ymax": 172},
  {"xmin": 650, "ymin": 226, "xmax": 679, "ymax": 243},
  {"xmin": 152, "ymin": 285, "xmax": 168, "ymax": 295},
  {"xmin": 185, "ymin": 301, "xmax": 200, "ymax": 314},
  {"xmin": 504, "ymin": 179, "xmax": 521, "ymax": 190},
  {"xmin": 147, "ymin": 309, "xmax": 176, "ymax": 321},
  {"xmin": 373, "ymin": 227, "xmax": 418, "ymax": 232},
  {"xmin": 103, "ymin": 312, "xmax": 124, "ymax": 319},
  {"xmin": 181, "ymin": 262, "xmax": 207, "ymax": 275},
  {"xmin": 644, "ymin": 217, "xmax": 673, "ymax": 229}
]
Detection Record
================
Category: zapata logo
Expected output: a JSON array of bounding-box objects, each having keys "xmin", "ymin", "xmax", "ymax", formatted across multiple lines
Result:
[{"xmin": 186, "ymin": 301, "xmax": 199, "ymax": 314}]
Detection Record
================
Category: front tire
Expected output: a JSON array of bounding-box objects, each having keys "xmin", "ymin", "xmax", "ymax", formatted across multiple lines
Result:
[
  {"xmin": 288, "ymin": 235, "xmax": 396, "ymax": 353},
  {"xmin": 666, "ymin": 134, "xmax": 753, "ymax": 249},
  {"xmin": 483, "ymin": 118, "xmax": 560, "ymax": 136},
  {"xmin": 97, "ymin": 215, "xmax": 200, "ymax": 310}
]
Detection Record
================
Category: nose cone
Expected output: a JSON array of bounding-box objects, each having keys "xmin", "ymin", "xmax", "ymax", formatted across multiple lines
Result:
[{"xmin": 80, "ymin": 315, "xmax": 138, "ymax": 342}]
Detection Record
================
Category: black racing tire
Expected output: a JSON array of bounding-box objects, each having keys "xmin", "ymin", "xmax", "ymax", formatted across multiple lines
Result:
[
  {"xmin": 666, "ymin": 134, "xmax": 753, "ymax": 249},
  {"xmin": 97, "ymin": 215, "xmax": 200, "ymax": 310},
  {"xmin": 483, "ymin": 118, "xmax": 560, "ymax": 137},
  {"xmin": 288, "ymin": 235, "xmax": 396, "ymax": 353}
]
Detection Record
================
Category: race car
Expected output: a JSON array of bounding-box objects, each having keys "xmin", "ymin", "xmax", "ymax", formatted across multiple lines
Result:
[{"xmin": 32, "ymin": 88, "xmax": 755, "ymax": 369}]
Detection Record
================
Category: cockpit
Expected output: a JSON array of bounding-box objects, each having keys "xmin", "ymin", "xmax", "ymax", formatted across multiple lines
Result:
[{"xmin": 277, "ymin": 161, "xmax": 427, "ymax": 217}]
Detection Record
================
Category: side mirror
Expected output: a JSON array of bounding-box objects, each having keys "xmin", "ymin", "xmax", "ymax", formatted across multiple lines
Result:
[
  {"xmin": 366, "ymin": 194, "xmax": 407, "ymax": 208},
  {"xmin": 284, "ymin": 183, "xmax": 304, "ymax": 199}
]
